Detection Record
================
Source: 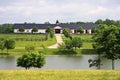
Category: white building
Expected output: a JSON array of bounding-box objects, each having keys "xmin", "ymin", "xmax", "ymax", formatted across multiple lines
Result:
[{"xmin": 14, "ymin": 21, "xmax": 98, "ymax": 34}]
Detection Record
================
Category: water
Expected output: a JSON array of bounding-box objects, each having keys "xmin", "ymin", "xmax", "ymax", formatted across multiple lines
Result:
[{"xmin": 0, "ymin": 55, "xmax": 120, "ymax": 70}]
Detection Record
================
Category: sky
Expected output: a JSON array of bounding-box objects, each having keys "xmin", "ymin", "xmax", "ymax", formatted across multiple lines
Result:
[{"xmin": 0, "ymin": 0, "xmax": 120, "ymax": 24}]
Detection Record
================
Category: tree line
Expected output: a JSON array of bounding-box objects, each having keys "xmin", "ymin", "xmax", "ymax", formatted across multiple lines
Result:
[{"xmin": 61, "ymin": 19, "xmax": 120, "ymax": 27}]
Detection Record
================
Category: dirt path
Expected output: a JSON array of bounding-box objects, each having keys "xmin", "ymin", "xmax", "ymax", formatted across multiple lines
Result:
[{"xmin": 48, "ymin": 34, "xmax": 63, "ymax": 48}]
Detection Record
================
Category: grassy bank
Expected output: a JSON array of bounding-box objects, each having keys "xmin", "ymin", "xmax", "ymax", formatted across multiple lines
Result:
[
  {"xmin": 3, "ymin": 48, "xmax": 96, "ymax": 55},
  {"xmin": 0, "ymin": 70, "xmax": 120, "ymax": 80}
]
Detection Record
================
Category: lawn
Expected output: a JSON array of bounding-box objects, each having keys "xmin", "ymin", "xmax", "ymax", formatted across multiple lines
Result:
[
  {"xmin": 0, "ymin": 34, "xmax": 94, "ymax": 55},
  {"xmin": 0, "ymin": 70, "xmax": 120, "ymax": 80},
  {"xmin": 0, "ymin": 33, "xmax": 56, "ymax": 48}
]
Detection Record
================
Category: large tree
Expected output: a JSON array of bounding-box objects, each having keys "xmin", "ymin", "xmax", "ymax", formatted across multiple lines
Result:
[
  {"xmin": 19, "ymin": 26, "xmax": 25, "ymax": 32},
  {"xmin": 72, "ymin": 36, "xmax": 82, "ymax": 50},
  {"xmin": 17, "ymin": 52, "xmax": 45, "ymax": 69},
  {"xmin": 95, "ymin": 19, "xmax": 103, "ymax": 24},
  {"xmin": 77, "ymin": 27, "xmax": 84, "ymax": 34},
  {"xmin": 4, "ymin": 39, "xmax": 15, "ymax": 54},
  {"xmin": 46, "ymin": 27, "xmax": 54, "ymax": 38},
  {"xmin": 63, "ymin": 28, "xmax": 71, "ymax": 38},
  {"xmin": 32, "ymin": 27, "xmax": 38, "ymax": 33},
  {"xmin": 93, "ymin": 24, "xmax": 120, "ymax": 70}
]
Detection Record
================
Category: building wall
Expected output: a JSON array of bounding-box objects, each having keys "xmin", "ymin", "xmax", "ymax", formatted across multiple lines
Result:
[
  {"xmin": 71, "ymin": 29, "xmax": 75, "ymax": 33},
  {"xmin": 38, "ymin": 29, "xmax": 46, "ymax": 33},
  {"xmin": 14, "ymin": 29, "xmax": 46, "ymax": 33}
]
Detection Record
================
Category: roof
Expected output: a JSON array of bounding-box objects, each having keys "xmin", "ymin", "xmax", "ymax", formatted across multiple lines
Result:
[{"xmin": 14, "ymin": 23, "xmax": 98, "ymax": 29}]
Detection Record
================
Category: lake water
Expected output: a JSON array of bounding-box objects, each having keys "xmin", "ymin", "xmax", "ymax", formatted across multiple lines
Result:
[{"xmin": 0, "ymin": 55, "xmax": 120, "ymax": 70}]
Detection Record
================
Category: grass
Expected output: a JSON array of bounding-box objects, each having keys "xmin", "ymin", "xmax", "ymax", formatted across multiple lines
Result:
[
  {"xmin": 0, "ymin": 34, "xmax": 94, "ymax": 55},
  {"xmin": 0, "ymin": 70, "xmax": 120, "ymax": 80},
  {"xmin": 73, "ymin": 34, "xmax": 93, "ymax": 41},
  {"xmin": 0, "ymin": 34, "xmax": 45, "ymax": 40},
  {"xmin": 62, "ymin": 34, "xmax": 93, "ymax": 42}
]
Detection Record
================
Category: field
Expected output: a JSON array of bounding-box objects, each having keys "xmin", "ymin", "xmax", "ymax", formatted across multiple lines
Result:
[
  {"xmin": 0, "ymin": 34, "xmax": 94, "ymax": 55},
  {"xmin": 0, "ymin": 70, "xmax": 120, "ymax": 80}
]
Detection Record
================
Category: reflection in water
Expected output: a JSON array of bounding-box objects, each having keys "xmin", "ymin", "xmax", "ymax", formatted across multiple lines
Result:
[{"xmin": 0, "ymin": 55, "xmax": 119, "ymax": 70}]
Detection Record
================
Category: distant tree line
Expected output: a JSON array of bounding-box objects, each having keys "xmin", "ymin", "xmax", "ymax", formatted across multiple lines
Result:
[
  {"xmin": 0, "ymin": 24, "xmax": 13, "ymax": 33},
  {"xmin": 61, "ymin": 19, "xmax": 120, "ymax": 27}
]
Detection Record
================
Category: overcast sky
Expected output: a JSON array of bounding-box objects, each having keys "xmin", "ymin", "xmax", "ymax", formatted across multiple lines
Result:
[{"xmin": 0, "ymin": 0, "xmax": 120, "ymax": 23}]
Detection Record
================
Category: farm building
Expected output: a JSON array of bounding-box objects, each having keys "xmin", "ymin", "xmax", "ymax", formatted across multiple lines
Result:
[{"xmin": 13, "ymin": 20, "xmax": 98, "ymax": 34}]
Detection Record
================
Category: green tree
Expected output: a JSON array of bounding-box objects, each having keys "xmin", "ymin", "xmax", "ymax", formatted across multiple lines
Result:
[
  {"xmin": 32, "ymin": 27, "xmax": 38, "ymax": 33},
  {"xmin": 72, "ymin": 37, "xmax": 82, "ymax": 50},
  {"xmin": 65, "ymin": 38, "xmax": 73, "ymax": 49},
  {"xmin": 103, "ymin": 19, "xmax": 115, "ymax": 26},
  {"xmin": 63, "ymin": 28, "xmax": 71, "ymax": 38},
  {"xmin": 93, "ymin": 24, "xmax": 120, "ymax": 70},
  {"xmin": 44, "ymin": 21, "xmax": 50, "ymax": 24},
  {"xmin": 46, "ymin": 27, "xmax": 52, "ymax": 33},
  {"xmin": 0, "ymin": 41, "xmax": 5, "ymax": 53},
  {"xmin": 91, "ymin": 27, "xmax": 97, "ymax": 33},
  {"xmin": 77, "ymin": 27, "xmax": 84, "ymax": 34},
  {"xmin": 19, "ymin": 26, "xmax": 25, "ymax": 32},
  {"xmin": 2, "ymin": 24, "xmax": 13, "ymax": 33},
  {"xmin": 25, "ymin": 45, "xmax": 35, "ymax": 53},
  {"xmin": 17, "ymin": 52, "xmax": 45, "ymax": 69},
  {"xmin": 46, "ymin": 27, "xmax": 54, "ymax": 38},
  {"xmin": 50, "ymin": 29, "xmax": 54, "ymax": 38},
  {"xmin": 4, "ymin": 39, "xmax": 15, "ymax": 54},
  {"xmin": 0, "ymin": 25, "xmax": 2, "ymax": 33},
  {"xmin": 95, "ymin": 19, "xmax": 103, "ymax": 24}
]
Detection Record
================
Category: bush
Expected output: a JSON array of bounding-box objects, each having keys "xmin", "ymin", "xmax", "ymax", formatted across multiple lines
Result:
[{"xmin": 17, "ymin": 52, "xmax": 45, "ymax": 69}]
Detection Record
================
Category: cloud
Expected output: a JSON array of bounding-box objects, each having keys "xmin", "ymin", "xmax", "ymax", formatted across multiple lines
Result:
[
  {"xmin": 0, "ymin": 0, "xmax": 120, "ymax": 23},
  {"xmin": 89, "ymin": 6, "xmax": 107, "ymax": 14}
]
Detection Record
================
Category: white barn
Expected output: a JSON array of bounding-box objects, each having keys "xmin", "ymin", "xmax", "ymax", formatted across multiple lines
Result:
[{"xmin": 13, "ymin": 21, "xmax": 98, "ymax": 34}]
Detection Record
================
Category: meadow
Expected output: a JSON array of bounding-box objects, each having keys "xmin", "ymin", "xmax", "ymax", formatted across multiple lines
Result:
[
  {"xmin": 0, "ymin": 70, "xmax": 120, "ymax": 80},
  {"xmin": 0, "ymin": 34, "xmax": 94, "ymax": 55}
]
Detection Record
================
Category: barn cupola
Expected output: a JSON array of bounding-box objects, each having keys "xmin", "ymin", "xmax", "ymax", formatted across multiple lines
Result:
[{"xmin": 56, "ymin": 20, "xmax": 60, "ymax": 25}]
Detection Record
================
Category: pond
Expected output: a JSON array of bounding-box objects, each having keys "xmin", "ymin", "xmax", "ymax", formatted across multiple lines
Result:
[{"xmin": 0, "ymin": 55, "xmax": 120, "ymax": 70}]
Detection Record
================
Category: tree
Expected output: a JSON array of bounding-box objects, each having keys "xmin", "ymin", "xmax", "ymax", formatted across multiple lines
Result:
[
  {"xmin": 25, "ymin": 45, "xmax": 35, "ymax": 53},
  {"xmin": 103, "ymin": 19, "xmax": 116, "ymax": 26},
  {"xmin": 44, "ymin": 21, "xmax": 50, "ymax": 24},
  {"xmin": 49, "ymin": 29, "xmax": 54, "ymax": 38},
  {"xmin": 72, "ymin": 37, "xmax": 82, "ymax": 50},
  {"xmin": 32, "ymin": 27, "xmax": 38, "ymax": 33},
  {"xmin": 19, "ymin": 26, "xmax": 25, "ymax": 32},
  {"xmin": 2, "ymin": 24, "xmax": 13, "ymax": 33},
  {"xmin": 46, "ymin": 27, "xmax": 54, "ymax": 38},
  {"xmin": 77, "ymin": 27, "xmax": 84, "ymax": 34},
  {"xmin": 93, "ymin": 24, "xmax": 120, "ymax": 70},
  {"xmin": 4, "ymin": 39, "xmax": 15, "ymax": 53},
  {"xmin": 95, "ymin": 19, "xmax": 103, "ymax": 24},
  {"xmin": 0, "ymin": 25, "xmax": 2, "ymax": 33},
  {"xmin": 17, "ymin": 52, "xmax": 45, "ymax": 69},
  {"xmin": 0, "ymin": 41, "xmax": 5, "ymax": 53},
  {"xmin": 46, "ymin": 27, "xmax": 52, "ymax": 33},
  {"xmin": 63, "ymin": 28, "xmax": 71, "ymax": 38},
  {"xmin": 65, "ymin": 38, "xmax": 73, "ymax": 49},
  {"xmin": 91, "ymin": 27, "xmax": 97, "ymax": 33}
]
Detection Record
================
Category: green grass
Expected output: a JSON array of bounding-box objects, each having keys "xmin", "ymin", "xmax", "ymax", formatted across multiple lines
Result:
[
  {"xmin": 0, "ymin": 34, "xmax": 94, "ymax": 55},
  {"xmin": 0, "ymin": 33, "xmax": 57, "ymax": 47},
  {"xmin": 0, "ymin": 34, "xmax": 45, "ymax": 40},
  {"xmin": 73, "ymin": 34, "xmax": 93, "ymax": 41},
  {"xmin": 62, "ymin": 34, "xmax": 93, "ymax": 42},
  {"xmin": 0, "ymin": 70, "xmax": 120, "ymax": 80}
]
